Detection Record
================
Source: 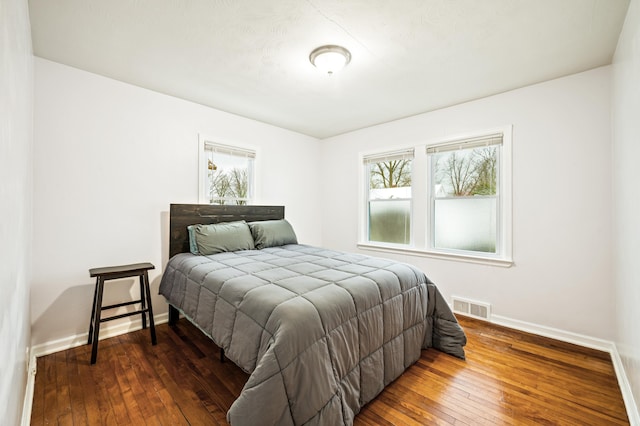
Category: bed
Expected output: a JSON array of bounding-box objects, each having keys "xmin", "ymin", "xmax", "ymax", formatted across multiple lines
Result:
[{"xmin": 159, "ymin": 204, "xmax": 466, "ymax": 426}]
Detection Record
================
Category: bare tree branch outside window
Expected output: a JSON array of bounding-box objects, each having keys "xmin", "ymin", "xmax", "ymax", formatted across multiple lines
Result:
[
  {"xmin": 208, "ymin": 160, "xmax": 249, "ymax": 205},
  {"xmin": 370, "ymin": 160, "xmax": 411, "ymax": 189},
  {"xmin": 435, "ymin": 147, "xmax": 497, "ymax": 196}
]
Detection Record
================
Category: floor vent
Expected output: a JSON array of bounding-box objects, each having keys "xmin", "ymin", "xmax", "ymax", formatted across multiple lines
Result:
[{"xmin": 452, "ymin": 296, "xmax": 491, "ymax": 321}]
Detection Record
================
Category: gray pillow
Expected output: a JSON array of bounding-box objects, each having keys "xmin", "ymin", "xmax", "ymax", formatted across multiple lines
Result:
[
  {"xmin": 187, "ymin": 225, "xmax": 200, "ymax": 254},
  {"xmin": 191, "ymin": 221, "xmax": 255, "ymax": 255},
  {"xmin": 249, "ymin": 219, "xmax": 298, "ymax": 249}
]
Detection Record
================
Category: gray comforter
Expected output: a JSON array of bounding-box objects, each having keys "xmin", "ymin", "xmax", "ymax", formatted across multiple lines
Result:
[{"xmin": 159, "ymin": 244, "xmax": 466, "ymax": 425}]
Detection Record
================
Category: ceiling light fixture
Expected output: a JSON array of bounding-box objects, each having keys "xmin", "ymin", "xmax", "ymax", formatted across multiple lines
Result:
[{"xmin": 309, "ymin": 45, "xmax": 351, "ymax": 75}]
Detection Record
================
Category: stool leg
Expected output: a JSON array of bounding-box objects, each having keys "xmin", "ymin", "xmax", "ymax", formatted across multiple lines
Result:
[
  {"xmin": 139, "ymin": 274, "xmax": 147, "ymax": 330},
  {"xmin": 143, "ymin": 270, "xmax": 157, "ymax": 345},
  {"xmin": 90, "ymin": 277, "xmax": 105, "ymax": 364},
  {"xmin": 88, "ymin": 277, "xmax": 99, "ymax": 345}
]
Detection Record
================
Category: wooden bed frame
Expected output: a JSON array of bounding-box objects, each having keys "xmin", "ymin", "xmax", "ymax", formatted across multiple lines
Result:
[{"xmin": 167, "ymin": 203, "xmax": 285, "ymax": 326}]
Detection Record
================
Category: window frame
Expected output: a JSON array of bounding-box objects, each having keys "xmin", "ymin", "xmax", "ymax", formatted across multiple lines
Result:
[
  {"xmin": 198, "ymin": 135, "xmax": 257, "ymax": 205},
  {"xmin": 358, "ymin": 126, "xmax": 512, "ymax": 267},
  {"xmin": 363, "ymin": 148, "xmax": 415, "ymax": 247},
  {"xmin": 426, "ymin": 129, "xmax": 511, "ymax": 261}
]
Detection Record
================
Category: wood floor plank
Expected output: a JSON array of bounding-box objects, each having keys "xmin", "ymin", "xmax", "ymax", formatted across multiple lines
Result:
[
  {"xmin": 112, "ymin": 335, "xmax": 147, "ymax": 425},
  {"xmin": 74, "ymin": 345, "xmax": 114, "ymax": 426},
  {"xmin": 31, "ymin": 315, "xmax": 630, "ymax": 425},
  {"xmin": 119, "ymin": 338, "xmax": 166, "ymax": 426},
  {"xmin": 151, "ymin": 335, "xmax": 221, "ymax": 425},
  {"xmin": 455, "ymin": 343, "xmax": 627, "ymax": 422},
  {"xmin": 41, "ymin": 355, "xmax": 58, "ymax": 425},
  {"xmin": 418, "ymin": 348, "xmax": 626, "ymax": 425},
  {"xmin": 65, "ymin": 348, "xmax": 90, "ymax": 426},
  {"xmin": 126, "ymin": 338, "xmax": 180, "ymax": 425}
]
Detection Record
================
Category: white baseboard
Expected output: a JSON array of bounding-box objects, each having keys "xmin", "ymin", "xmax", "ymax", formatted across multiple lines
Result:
[
  {"xmin": 31, "ymin": 312, "xmax": 168, "ymax": 358},
  {"xmin": 609, "ymin": 347, "xmax": 640, "ymax": 426},
  {"xmin": 490, "ymin": 314, "xmax": 639, "ymax": 425},
  {"xmin": 21, "ymin": 354, "xmax": 37, "ymax": 426},
  {"xmin": 490, "ymin": 314, "xmax": 614, "ymax": 352}
]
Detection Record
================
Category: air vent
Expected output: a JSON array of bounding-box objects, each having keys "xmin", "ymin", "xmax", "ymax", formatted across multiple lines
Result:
[
  {"xmin": 453, "ymin": 299, "xmax": 470, "ymax": 313},
  {"xmin": 452, "ymin": 296, "xmax": 491, "ymax": 321}
]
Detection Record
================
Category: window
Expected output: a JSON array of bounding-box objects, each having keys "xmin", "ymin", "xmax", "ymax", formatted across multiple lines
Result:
[
  {"xmin": 364, "ymin": 149, "xmax": 414, "ymax": 245},
  {"xmin": 360, "ymin": 127, "xmax": 512, "ymax": 266},
  {"xmin": 199, "ymin": 138, "xmax": 255, "ymax": 205}
]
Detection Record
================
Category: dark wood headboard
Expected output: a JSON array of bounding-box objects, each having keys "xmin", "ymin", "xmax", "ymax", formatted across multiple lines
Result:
[{"xmin": 169, "ymin": 204, "xmax": 285, "ymax": 258}]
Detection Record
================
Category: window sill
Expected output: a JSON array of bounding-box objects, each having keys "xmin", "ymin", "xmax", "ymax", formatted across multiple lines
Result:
[{"xmin": 357, "ymin": 242, "xmax": 513, "ymax": 268}]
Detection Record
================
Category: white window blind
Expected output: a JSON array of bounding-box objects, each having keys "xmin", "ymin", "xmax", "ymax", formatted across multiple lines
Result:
[
  {"xmin": 426, "ymin": 133, "xmax": 502, "ymax": 154},
  {"xmin": 204, "ymin": 142, "xmax": 256, "ymax": 158},
  {"xmin": 363, "ymin": 148, "xmax": 414, "ymax": 164}
]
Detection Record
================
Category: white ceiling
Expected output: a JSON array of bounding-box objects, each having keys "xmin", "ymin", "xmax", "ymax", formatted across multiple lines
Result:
[{"xmin": 28, "ymin": 0, "xmax": 629, "ymax": 139}]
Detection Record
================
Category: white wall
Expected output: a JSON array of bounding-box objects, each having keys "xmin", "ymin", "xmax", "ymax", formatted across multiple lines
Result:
[
  {"xmin": 32, "ymin": 58, "xmax": 321, "ymax": 348},
  {"xmin": 0, "ymin": 0, "xmax": 33, "ymax": 423},
  {"xmin": 320, "ymin": 67, "xmax": 614, "ymax": 341},
  {"xmin": 612, "ymin": 0, "xmax": 640, "ymax": 416}
]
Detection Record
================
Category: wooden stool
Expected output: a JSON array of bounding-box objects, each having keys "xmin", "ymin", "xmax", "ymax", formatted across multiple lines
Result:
[{"xmin": 88, "ymin": 262, "xmax": 157, "ymax": 364}]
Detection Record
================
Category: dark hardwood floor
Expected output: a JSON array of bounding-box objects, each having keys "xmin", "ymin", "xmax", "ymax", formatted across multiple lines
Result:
[{"xmin": 31, "ymin": 315, "xmax": 629, "ymax": 425}]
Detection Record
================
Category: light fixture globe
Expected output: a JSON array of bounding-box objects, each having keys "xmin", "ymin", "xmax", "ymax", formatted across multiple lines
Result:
[{"xmin": 309, "ymin": 45, "xmax": 351, "ymax": 75}]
